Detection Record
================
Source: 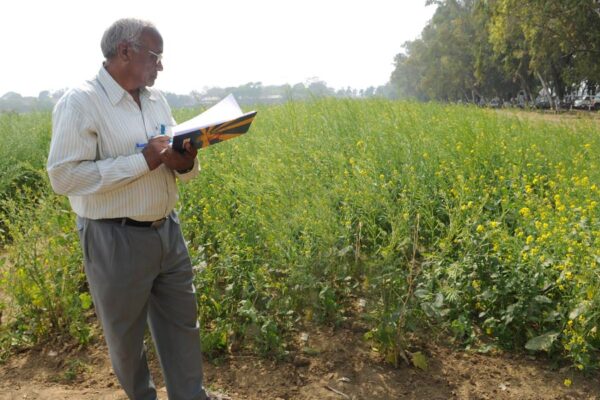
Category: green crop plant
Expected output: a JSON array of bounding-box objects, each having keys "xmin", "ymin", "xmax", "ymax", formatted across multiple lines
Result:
[{"xmin": 1, "ymin": 100, "xmax": 599, "ymax": 371}]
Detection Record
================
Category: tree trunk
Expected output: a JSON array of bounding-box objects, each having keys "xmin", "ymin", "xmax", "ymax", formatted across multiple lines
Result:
[
  {"xmin": 536, "ymin": 71, "xmax": 555, "ymax": 111},
  {"xmin": 550, "ymin": 63, "xmax": 566, "ymax": 110},
  {"xmin": 460, "ymin": 88, "xmax": 469, "ymax": 102},
  {"xmin": 514, "ymin": 71, "xmax": 533, "ymax": 106}
]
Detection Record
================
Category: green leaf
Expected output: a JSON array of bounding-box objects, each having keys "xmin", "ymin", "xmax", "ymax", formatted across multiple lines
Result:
[
  {"xmin": 302, "ymin": 347, "xmax": 321, "ymax": 356},
  {"xmin": 411, "ymin": 351, "xmax": 428, "ymax": 370},
  {"xmin": 79, "ymin": 293, "xmax": 92, "ymax": 310},
  {"xmin": 534, "ymin": 295, "xmax": 552, "ymax": 304},
  {"xmin": 569, "ymin": 303, "xmax": 588, "ymax": 320},
  {"xmin": 544, "ymin": 311, "xmax": 561, "ymax": 322},
  {"xmin": 433, "ymin": 293, "xmax": 444, "ymax": 308},
  {"xmin": 337, "ymin": 245, "xmax": 353, "ymax": 257},
  {"xmin": 525, "ymin": 332, "xmax": 559, "ymax": 352}
]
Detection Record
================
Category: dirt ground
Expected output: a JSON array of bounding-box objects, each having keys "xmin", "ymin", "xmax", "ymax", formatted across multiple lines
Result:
[
  {"xmin": 496, "ymin": 108, "xmax": 600, "ymax": 126},
  {"xmin": 1, "ymin": 323, "xmax": 599, "ymax": 400}
]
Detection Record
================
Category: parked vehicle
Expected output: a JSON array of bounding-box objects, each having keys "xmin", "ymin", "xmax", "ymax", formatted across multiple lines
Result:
[
  {"xmin": 592, "ymin": 94, "xmax": 600, "ymax": 111},
  {"xmin": 534, "ymin": 96, "xmax": 552, "ymax": 109},
  {"xmin": 515, "ymin": 90, "xmax": 529, "ymax": 108},
  {"xmin": 574, "ymin": 95, "xmax": 592, "ymax": 110},
  {"xmin": 488, "ymin": 97, "xmax": 502, "ymax": 108},
  {"xmin": 558, "ymin": 95, "xmax": 575, "ymax": 110}
]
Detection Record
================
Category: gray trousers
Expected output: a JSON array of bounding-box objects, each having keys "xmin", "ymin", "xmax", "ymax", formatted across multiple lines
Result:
[{"xmin": 77, "ymin": 212, "xmax": 207, "ymax": 400}]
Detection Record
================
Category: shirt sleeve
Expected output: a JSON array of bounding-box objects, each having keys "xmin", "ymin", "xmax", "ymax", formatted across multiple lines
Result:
[
  {"xmin": 175, "ymin": 157, "xmax": 200, "ymax": 182},
  {"xmin": 47, "ymin": 92, "xmax": 149, "ymax": 196}
]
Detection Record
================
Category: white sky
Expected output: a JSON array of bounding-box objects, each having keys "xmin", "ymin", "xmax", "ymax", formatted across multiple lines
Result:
[{"xmin": 1, "ymin": 0, "xmax": 435, "ymax": 97}]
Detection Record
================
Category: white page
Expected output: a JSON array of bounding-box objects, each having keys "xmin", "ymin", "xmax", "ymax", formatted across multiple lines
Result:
[{"xmin": 173, "ymin": 94, "xmax": 243, "ymax": 135}]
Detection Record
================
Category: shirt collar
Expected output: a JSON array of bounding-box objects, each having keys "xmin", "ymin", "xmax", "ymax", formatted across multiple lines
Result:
[{"xmin": 97, "ymin": 66, "xmax": 158, "ymax": 105}]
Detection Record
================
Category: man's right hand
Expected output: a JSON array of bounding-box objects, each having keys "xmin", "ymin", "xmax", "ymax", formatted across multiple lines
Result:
[{"xmin": 142, "ymin": 136, "xmax": 171, "ymax": 170}]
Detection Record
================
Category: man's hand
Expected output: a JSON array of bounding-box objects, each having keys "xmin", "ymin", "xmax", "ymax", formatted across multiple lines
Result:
[
  {"xmin": 142, "ymin": 136, "xmax": 171, "ymax": 170},
  {"xmin": 160, "ymin": 141, "xmax": 197, "ymax": 172}
]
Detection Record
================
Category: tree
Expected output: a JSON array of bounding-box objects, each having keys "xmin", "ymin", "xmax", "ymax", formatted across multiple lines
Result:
[
  {"xmin": 390, "ymin": 0, "xmax": 600, "ymax": 105},
  {"xmin": 489, "ymin": 0, "xmax": 600, "ymax": 105},
  {"xmin": 391, "ymin": 0, "xmax": 517, "ymax": 102}
]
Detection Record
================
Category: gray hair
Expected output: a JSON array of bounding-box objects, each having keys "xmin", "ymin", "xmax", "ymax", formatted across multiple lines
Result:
[{"xmin": 100, "ymin": 18, "xmax": 157, "ymax": 59}]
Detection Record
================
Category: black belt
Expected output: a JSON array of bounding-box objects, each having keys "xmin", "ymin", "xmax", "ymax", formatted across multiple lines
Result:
[{"xmin": 102, "ymin": 217, "xmax": 167, "ymax": 228}]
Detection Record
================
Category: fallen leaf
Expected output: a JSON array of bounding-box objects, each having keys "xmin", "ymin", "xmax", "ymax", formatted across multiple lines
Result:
[{"xmin": 411, "ymin": 351, "xmax": 428, "ymax": 371}]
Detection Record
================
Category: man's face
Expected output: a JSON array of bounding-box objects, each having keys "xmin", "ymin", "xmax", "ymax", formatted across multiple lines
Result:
[{"xmin": 128, "ymin": 29, "xmax": 163, "ymax": 88}]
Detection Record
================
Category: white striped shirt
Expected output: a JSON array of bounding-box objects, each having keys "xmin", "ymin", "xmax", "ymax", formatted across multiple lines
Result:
[{"xmin": 47, "ymin": 66, "xmax": 199, "ymax": 221}]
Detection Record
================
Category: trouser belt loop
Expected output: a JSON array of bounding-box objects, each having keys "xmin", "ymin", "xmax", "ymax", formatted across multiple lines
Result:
[
  {"xmin": 151, "ymin": 219, "xmax": 166, "ymax": 229},
  {"xmin": 121, "ymin": 218, "xmax": 126, "ymax": 227}
]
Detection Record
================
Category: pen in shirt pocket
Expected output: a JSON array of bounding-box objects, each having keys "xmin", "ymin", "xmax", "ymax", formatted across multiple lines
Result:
[
  {"xmin": 153, "ymin": 123, "xmax": 174, "ymax": 141},
  {"xmin": 135, "ymin": 124, "xmax": 173, "ymax": 151},
  {"xmin": 157, "ymin": 123, "xmax": 176, "ymax": 136}
]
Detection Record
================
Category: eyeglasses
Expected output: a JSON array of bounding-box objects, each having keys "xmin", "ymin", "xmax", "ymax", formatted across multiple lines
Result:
[
  {"xmin": 133, "ymin": 44, "xmax": 163, "ymax": 65},
  {"xmin": 147, "ymin": 49, "xmax": 163, "ymax": 65}
]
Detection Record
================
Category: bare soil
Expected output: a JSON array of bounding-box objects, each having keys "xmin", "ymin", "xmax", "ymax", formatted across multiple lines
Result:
[
  {"xmin": 496, "ymin": 109, "xmax": 600, "ymax": 126},
  {"xmin": 1, "ymin": 324, "xmax": 599, "ymax": 400}
]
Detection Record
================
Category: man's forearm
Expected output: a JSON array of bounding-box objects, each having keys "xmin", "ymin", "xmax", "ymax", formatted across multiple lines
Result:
[{"xmin": 47, "ymin": 154, "xmax": 149, "ymax": 196}]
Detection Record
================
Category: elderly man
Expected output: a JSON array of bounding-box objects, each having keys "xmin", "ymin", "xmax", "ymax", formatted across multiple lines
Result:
[{"xmin": 47, "ymin": 18, "xmax": 212, "ymax": 400}]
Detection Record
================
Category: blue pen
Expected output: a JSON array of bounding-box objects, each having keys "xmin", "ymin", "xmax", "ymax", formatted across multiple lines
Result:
[
  {"xmin": 136, "ymin": 124, "xmax": 167, "ymax": 151},
  {"xmin": 160, "ymin": 124, "xmax": 173, "ymax": 145}
]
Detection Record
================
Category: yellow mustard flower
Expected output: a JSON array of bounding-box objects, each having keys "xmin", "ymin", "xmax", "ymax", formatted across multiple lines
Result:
[
  {"xmin": 564, "ymin": 378, "xmax": 572, "ymax": 387},
  {"xmin": 519, "ymin": 207, "xmax": 531, "ymax": 217}
]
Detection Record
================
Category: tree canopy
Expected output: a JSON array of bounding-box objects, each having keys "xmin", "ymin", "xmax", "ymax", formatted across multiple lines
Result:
[{"xmin": 391, "ymin": 0, "xmax": 600, "ymax": 104}]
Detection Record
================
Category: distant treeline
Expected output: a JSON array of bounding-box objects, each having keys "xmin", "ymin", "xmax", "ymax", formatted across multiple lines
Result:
[
  {"xmin": 0, "ymin": 80, "xmax": 394, "ymax": 113},
  {"xmin": 391, "ymin": 0, "xmax": 600, "ymax": 105}
]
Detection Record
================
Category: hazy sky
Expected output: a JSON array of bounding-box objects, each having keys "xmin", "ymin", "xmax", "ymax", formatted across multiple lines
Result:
[{"xmin": 1, "ymin": 1, "xmax": 435, "ymax": 96}]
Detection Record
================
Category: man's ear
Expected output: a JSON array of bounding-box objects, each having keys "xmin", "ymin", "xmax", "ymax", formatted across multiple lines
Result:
[{"xmin": 116, "ymin": 42, "xmax": 131, "ymax": 63}]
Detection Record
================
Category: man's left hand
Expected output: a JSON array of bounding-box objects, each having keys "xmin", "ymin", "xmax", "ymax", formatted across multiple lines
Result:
[{"xmin": 160, "ymin": 142, "xmax": 197, "ymax": 172}]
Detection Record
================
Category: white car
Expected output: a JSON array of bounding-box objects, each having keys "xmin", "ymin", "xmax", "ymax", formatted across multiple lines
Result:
[
  {"xmin": 574, "ymin": 95, "xmax": 592, "ymax": 110},
  {"xmin": 592, "ymin": 94, "xmax": 600, "ymax": 110}
]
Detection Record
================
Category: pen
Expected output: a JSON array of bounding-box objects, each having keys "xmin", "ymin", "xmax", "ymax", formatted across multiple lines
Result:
[{"xmin": 136, "ymin": 125, "xmax": 170, "ymax": 150}]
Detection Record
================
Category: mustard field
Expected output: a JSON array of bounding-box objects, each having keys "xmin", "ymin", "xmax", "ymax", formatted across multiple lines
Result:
[{"xmin": 1, "ymin": 100, "xmax": 600, "ymax": 370}]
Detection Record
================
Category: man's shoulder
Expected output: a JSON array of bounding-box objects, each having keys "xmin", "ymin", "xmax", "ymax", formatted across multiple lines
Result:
[
  {"xmin": 55, "ymin": 79, "xmax": 103, "ymax": 110},
  {"xmin": 60, "ymin": 79, "xmax": 99, "ymax": 101}
]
